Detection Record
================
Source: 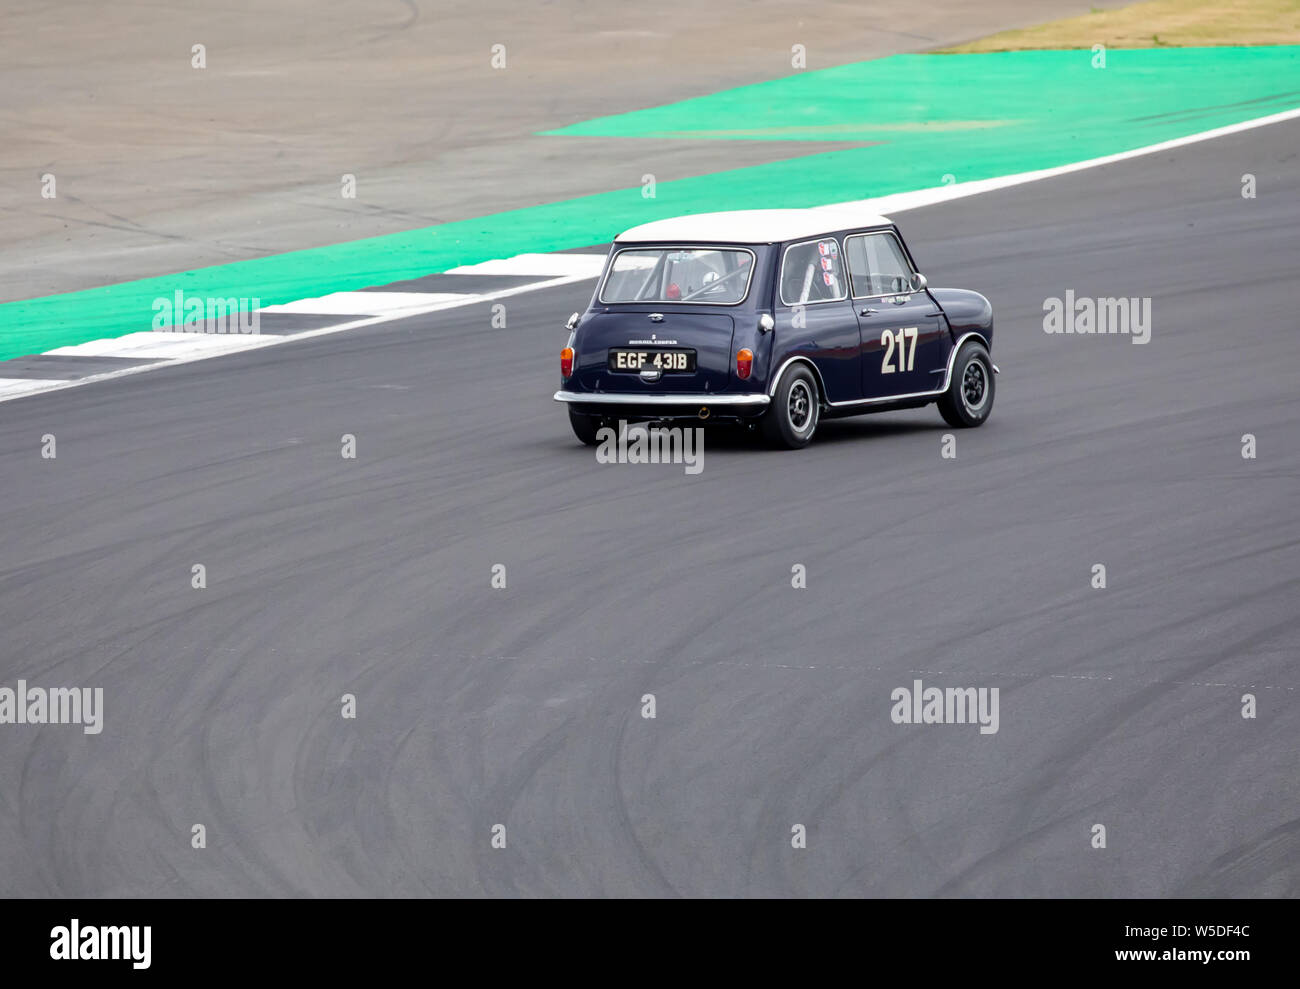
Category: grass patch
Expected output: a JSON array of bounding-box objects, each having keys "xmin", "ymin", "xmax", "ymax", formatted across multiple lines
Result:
[{"xmin": 939, "ymin": 0, "xmax": 1300, "ymax": 52}]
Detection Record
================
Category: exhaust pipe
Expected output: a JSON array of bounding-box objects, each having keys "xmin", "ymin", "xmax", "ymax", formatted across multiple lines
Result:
[{"xmin": 698, "ymin": 406, "xmax": 710, "ymax": 420}]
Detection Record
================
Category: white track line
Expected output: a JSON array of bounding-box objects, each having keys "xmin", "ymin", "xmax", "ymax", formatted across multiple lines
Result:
[
  {"xmin": 47, "ymin": 331, "xmax": 281, "ymax": 360},
  {"xmin": 0, "ymin": 377, "xmax": 75, "ymax": 400},
  {"xmin": 447, "ymin": 253, "xmax": 607, "ymax": 276},
  {"xmin": 260, "ymin": 291, "xmax": 467, "ymax": 316}
]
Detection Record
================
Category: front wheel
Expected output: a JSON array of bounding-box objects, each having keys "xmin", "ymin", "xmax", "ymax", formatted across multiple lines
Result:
[
  {"xmin": 761, "ymin": 364, "xmax": 820, "ymax": 448},
  {"xmin": 937, "ymin": 341, "xmax": 995, "ymax": 428}
]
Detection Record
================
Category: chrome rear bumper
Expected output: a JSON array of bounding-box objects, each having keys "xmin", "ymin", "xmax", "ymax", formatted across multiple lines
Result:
[{"xmin": 553, "ymin": 390, "xmax": 770, "ymax": 407}]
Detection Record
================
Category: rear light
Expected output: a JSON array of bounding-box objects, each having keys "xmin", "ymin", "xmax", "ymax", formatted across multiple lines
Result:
[
  {"xmin": 736, "ymin": 348, "xmax": 753, "ymax": 380},
  {"xmin": 560, "ymin": 347, "xmax": 574, "ymax": 378}
]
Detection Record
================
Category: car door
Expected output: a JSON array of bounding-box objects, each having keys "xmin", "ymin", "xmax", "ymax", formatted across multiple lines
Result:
[
  {"xmin": 845, "ymin": 230, "xmax": 950, "ymax": 400},
  {"xmin": 774, "ymin": 237, "xmax": 861, "ymax": 403}
]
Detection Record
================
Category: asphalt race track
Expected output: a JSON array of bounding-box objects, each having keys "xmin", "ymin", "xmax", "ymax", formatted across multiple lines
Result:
[{"xmin": 1, "ymin": 119, "xmax": 1296, "ymax": 897}]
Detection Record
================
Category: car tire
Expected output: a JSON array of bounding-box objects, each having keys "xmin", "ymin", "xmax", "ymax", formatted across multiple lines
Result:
[
  {"xmin": 568, "ymin": 409, "xmax": 604, "ymax": 446},
  {"xmin": 937, "ymin": 340, "xmax": 995, "ymax": 428},
  {"xmin": 761, "ymin": 364, "xmax": 820, "ymax": 448}
]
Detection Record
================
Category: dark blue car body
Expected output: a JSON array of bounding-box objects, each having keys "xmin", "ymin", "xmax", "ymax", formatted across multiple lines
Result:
[{"xmin": 555, "ymin": 208, "xmax": 997, "ymax": 447}]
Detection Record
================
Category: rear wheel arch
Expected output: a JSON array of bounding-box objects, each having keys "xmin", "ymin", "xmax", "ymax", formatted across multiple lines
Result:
[
  {"xmin": 767, "ymin": 355, "xmax": 828, "ymax": 407},
  {"xmin": 762, "ymin": 363, "xmax": 822, "ymax": 448}
]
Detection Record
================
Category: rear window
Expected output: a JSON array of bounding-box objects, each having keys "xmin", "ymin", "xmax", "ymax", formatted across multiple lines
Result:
[{"xmin": 600, "ymin": 248, "xmax": 754, "ymax": 305}]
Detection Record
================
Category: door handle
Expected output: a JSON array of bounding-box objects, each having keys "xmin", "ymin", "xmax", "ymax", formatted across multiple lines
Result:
[{"xmin": 859, "ymin": 307, "xmax": 878, "ymax": 316}]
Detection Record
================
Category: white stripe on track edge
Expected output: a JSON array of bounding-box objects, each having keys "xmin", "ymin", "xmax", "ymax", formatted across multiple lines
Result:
[
  {"xmin": 0, "ymin": 377, "xmax": 76, "ymax": 400},
  {"xmin": 48, "ymin": 330, "xmax": 283, "ymax": 360},
  {"xmin": 260, "ymin": 291, "xmax": 468, "ymax": 316},
  {"xmin": 447, "ymin": 253, "xmax": 608, "ymax": 277}
]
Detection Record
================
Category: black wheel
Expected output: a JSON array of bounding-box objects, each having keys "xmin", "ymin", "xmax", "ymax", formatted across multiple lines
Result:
[
  {"xmin": 568, "ymin": 409, "xmax": 603, "ymax": 445},
  {"xmin": 761, "ymin": 364, "xmax": 820, "ymax": 448},
  {"xmin": 937, "ymin": 341, "xmax": 995, "ymax": 428}
]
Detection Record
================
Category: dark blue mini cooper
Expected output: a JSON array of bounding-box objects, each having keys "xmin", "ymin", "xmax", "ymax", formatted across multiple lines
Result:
[{"xmin": 554, "ymin": 206, "xmax": 997, "ymax": 448}]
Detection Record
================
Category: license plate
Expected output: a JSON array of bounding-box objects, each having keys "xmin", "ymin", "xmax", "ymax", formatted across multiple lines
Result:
[{"xmin": 608, "ymin": 349, "xmax": 695, "ymax": 372}]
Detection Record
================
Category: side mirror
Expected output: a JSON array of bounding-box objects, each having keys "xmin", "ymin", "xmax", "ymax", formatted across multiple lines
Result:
[
  {"xmin": 565, "ymin": 312, "xmax": 580, "ymax": 331},
  {"xmin": 909, "ymin": 272, "xmax": 928, "ymax": 293}
]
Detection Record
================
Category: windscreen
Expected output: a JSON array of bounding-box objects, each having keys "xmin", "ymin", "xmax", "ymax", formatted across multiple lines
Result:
[{"xmin": 600, "ymin": 248, "xmax": 754, "ymax": 305}]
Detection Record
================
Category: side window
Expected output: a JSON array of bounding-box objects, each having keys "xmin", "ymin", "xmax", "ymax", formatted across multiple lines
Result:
[
  {"xmin": 780, "ymin": 239, "xmax": 846, "ymax": 306},
  {"xmin": 845, "ymin": 232, "xmax": 913, "ymax": 298}
]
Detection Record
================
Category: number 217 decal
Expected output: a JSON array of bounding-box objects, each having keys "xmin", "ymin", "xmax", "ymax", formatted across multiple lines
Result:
[{"xmin": 880, "ymin": 327, "xmax": 917, "ymax": 373}]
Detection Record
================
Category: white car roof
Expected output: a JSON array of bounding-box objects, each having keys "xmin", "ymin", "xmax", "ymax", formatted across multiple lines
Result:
[{"xmin": 614, "ymin": 206, "xmax": 893, "ymax": 245}]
